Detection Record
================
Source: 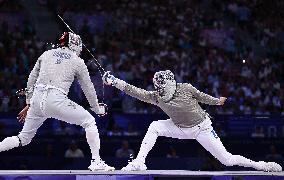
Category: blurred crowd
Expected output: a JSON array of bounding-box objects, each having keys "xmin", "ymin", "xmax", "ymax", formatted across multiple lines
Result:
[
  {"xmin": 0, "ymin": 0, "xmax": 283, "ymax": 116},
  {"xmin": 0, "ymin": 1, "xmax": 45, "ymax": 113},
  {"xmin": 55, "ymin": 0, "xmax": 284, "ymax": 115}
]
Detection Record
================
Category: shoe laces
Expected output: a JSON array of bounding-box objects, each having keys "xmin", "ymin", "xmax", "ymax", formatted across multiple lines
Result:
[
  {"xmin": 91, "ymin": 159, "xmax": 105, "ymax": 165},
  {"xmin": 129, "ymin": 160, "xmax": 141, "ymax": 167}
]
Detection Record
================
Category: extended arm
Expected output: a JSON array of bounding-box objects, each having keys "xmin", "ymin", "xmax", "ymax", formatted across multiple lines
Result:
[
  {"xmin": 103, "ymin": 72, "xmax": 158, "ymax": 105},
  {"xmin": 187, "ymin": 83, "xmax": 225, "ymax": 105}
]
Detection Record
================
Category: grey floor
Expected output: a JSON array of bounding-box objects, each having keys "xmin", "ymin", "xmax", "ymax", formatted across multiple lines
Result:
[{"xmin": 0, "ymin": 170, "xmax": 282, "ymax": 177}]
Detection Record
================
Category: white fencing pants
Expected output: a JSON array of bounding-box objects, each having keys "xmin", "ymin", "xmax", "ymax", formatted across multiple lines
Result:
[
  {"xmin": 136, "ymin": 117, "xmax": 260, "ymax": 169},
  {"xmin": 0, "ymin": 87, "xmax": 100, "ymax": 160}
]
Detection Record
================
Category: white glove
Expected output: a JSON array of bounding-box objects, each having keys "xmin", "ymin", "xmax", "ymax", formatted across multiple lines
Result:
[
  {"xmin": 102, "ymin": 71, "xmax": 127, "ymax": 90},
  {"xmin": 218, "ymin": 97, "xmax": 227, "ymax": 105},
  {"xmin": 103, "ymin": 71, "xmax": 116, "ymax": 85},
  {"xmin": 91, "ymin": 103, "xmax": 107, "ymax": 116}
]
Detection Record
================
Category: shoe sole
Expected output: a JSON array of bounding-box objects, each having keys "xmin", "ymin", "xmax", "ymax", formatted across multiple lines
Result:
[
  {"xmin": 121, "ymin": 168, "xmax": 147, "ymax": 171},
  {"xmin": 88, "ymin": 167, "xmax": 115, "ymax": 171}
]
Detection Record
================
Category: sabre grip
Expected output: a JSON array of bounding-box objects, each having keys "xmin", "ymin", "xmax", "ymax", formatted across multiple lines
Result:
[{"xmin": 103, "ymin": 71, "xmax": 116, "ymax": 85}]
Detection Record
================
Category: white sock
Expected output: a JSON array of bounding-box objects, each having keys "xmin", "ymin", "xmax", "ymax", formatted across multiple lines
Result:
[
  {"xmin": 85, "ymin": 125, "xmax": 100, "ymax": 160},
  {"xmin": 0, "ymin": 136, "xmax": 20, "ymax": 152},
  {"xmin": 136, "ymin": 127, "xmax": 158, "ymax": 163}
]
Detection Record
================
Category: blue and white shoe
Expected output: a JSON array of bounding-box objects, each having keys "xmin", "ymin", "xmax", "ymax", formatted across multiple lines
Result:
[
  {"xmin": 121, "ymin": 159, "xmax": 147, "ymax": 171},
  {"xmin": 88, "ymin": 159, "xmax": 115, "ymax": 171},
  {"xmin": 257, "ymin": 161, "xmax": 282, "ymax": 172}
]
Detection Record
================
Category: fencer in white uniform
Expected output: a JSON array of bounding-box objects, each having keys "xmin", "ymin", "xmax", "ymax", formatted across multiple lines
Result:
[
  {"xmin": 103, "ymin": 70, "xmax": 282, "ymax": 172},
  {"xmin": 0, "ymin": 32, "xmax": 114, "ymax": 171}
]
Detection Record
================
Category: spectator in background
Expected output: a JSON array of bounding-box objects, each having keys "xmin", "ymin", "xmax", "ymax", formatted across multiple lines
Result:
[
  {"xmin": 201, "ymin": 157, "xmax": 223, "ymax": 171},
  {"xmin": 107, "ymin": 123, "xmax": 122, "ymax": 136},
  {"xmin": 265, "ymin": 145, "xmax": 283, "ymax": 161},
  {"xmin": 18, "ymin": 160, "xmax": 29, "ymax": 170},
  {"xmin": 282, "ymin": 126, "xmax": 284, "ymax": 138},
  {"xmin": 166, "ymin": 146, "xmax": 179, "ymax": 158},
  {"xmin": 123, "ymin": 124, "xmax": 139, "ymax": 136},
  {"xmin": 45, "ymin": 144, "xmax": 54, "ymax": 159},
  {"xmin": 64, "ymin": 140, "xmax": 84, "ymax": 158},
  {"xmin": 267, "ymin": 125, "xmax": 277, "ymax": 138},
  {"xmin": 0, "ymin": 0, "xmax": 284, "ymax": 116},
  {"xmin": 214, "ymin": 122, "xmax": 226, "ymax": 137},
  {"xmin": 0, "ymin": 122, "xmax": 6, "ymax": 136},
  {"xmin": 251, "ymin": 125, "xmax": 265, "ymax": 138},
  {"xmin": 115, "ymin": 140, "xmax": 135, "ymax": 159},
  {"xmin": 54, "ymin": 121, "xmax": 79, "ymax": 135}
]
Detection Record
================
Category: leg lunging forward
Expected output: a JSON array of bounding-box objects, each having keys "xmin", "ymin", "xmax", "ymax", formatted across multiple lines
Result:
[{"xmin": 196, "ymin": 124, "xmax": 282, "ymax": 172}]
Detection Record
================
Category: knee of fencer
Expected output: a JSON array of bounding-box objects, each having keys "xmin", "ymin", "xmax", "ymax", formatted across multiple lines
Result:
[
  {"xmin": 219, "ymin": 153, "xmax": 235, "ymax": 166},
  {"xmin": 17, "ymin": 133, "xmax": 32, "ymax": 146},
  {"xmin": 82, "ymin": 118, "xmax": 97, "ymax": 130},
  {"xmin": 148, "ymin": 121, "xmax": 160, "ymax": 134}
]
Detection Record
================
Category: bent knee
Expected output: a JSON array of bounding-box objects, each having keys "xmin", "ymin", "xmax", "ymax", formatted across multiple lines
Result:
[
  {"xmin": 149, "ymin": 121, "xmax": 158, "ymax": 130},
  {"xmin": 81, "ymin": 116, "xmax": 97, "ymax": 129},
  {"xmin": 148, "ymin": 121, "xmax": 163, "ymax": 134},
  {"xmin": 217, "ymin": 153, "xmax": 235, "ymax": 166}
]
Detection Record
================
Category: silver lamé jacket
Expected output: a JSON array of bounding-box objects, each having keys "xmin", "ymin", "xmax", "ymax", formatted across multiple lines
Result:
[
  {"xmin": 26, "ymin": 47, "xmax": 100, "ymax": 109},
  {"xmin": 117, "ymin": 83, "xmax": 220, "ymax": 128}
]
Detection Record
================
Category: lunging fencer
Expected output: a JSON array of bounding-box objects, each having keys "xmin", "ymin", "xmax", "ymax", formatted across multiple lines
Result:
[
  {"xmin": 103, "ymin": 70, "xmax": 282, "ymax": 172},
  {"xmin": 0, "ymin": 32, "xmax": 114, "ymax": 171}
]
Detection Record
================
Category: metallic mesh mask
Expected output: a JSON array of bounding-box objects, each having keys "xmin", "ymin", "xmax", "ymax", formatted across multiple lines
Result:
[
  {"xmin": 59, "ymin": 32, "xmax": 82, "ymax": 56},
  {"xmin": 153, "ymin": 70, "xmax": 176, "ymax": 102}
]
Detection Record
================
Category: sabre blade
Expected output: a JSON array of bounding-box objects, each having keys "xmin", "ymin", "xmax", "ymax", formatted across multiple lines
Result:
[
  {"xmin": 57, "ymin": 14, "xmax": 106, "ymax": 103},
  {"xmin": 57, "ymin": 14, "xmax": 105, "ymax": 74}
]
